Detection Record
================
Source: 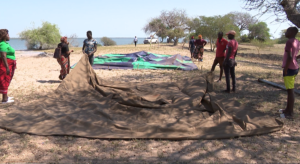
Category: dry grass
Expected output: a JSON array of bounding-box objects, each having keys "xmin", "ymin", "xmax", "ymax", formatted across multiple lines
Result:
[{"xmin": 0, "ymin": 43, "xmax": 300, "ymax": 163}]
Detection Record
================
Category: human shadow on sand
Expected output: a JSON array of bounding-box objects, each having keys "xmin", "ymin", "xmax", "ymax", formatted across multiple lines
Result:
[{"xmin": 37, "ymin": 80, "xmax": 61, "ymax": 84}]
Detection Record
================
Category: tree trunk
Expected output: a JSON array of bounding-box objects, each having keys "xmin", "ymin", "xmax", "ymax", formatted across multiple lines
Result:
[
  {"xmin": 210, "ymin": 38, "xmax": 213, "ymax": 51},
  {"xmin": 174, "ymin": 38, "xmax": 179, "ymax": 46},
  {"xmin": 280, "ymin": 0, "xmax": 300, "ymax": 28}
]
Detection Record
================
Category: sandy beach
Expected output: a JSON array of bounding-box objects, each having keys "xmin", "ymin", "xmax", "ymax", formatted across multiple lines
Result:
[{"xmin": 0, "ymin": 43, "xmax": 299, "ymax": 163}]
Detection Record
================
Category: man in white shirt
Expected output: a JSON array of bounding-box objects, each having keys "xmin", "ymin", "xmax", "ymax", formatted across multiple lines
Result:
[{"xmin": 134, "ymin": 36, "xmax": 138, "ymax": 47}]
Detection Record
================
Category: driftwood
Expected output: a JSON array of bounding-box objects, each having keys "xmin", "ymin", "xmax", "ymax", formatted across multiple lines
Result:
[{"xmin": 258, "ymin": 78, "xmax": 300, "ymax": 95}]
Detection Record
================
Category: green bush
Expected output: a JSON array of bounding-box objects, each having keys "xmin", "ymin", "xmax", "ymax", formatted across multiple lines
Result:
[
  {"xmin": 19, "ymin": 21, "xmax": 61, "ymax": 50},
  {"xmin": 251, "ymin": 39, "xmax": 274, "ymax": 54},
  {"xmin": 240, "ymin": 34, "xmax": 251, "ymax": 43},
  {"xmin": 101, "ymin": 37, "xmax": 116, "ymax": 46}
]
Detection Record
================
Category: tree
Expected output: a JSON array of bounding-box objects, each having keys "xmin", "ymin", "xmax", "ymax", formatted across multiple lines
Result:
[
  {"xmin": 225, "ymin": 11, "xmax": 257, "ymax": 32},
  {"xmin": 248, "ymin": 22, "xmax": 271, "ymax": 41},
  {"xmin": 243, "ymin": 0, "xmax": 300, "ymax": 27},
  {"xmin": 143, "ymin": 9, "xmax": 188, "ymax": 46},
  {"xmin": 19, "ymin": 22, "xmax": 61, "ymax": 50},
  {"xmin": 143, "ymin": 18, "xmax": 168, "ymax": 42},
  {"xmin": 195, "ymin": 15, "xmax": 240, "ymax": 51},
  {"xmin": 101, "ymin": 37, "xmax": 116, "ymax": 46}
]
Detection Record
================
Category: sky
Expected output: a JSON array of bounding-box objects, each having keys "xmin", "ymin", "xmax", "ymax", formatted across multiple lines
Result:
[{"xmin": 0, "ymin": 0, "xmax": 293, "ymax": 38}]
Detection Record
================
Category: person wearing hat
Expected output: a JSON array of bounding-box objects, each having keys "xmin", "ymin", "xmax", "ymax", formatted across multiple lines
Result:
[
  {"xmin": 223, "ymin": 30, "xmax": 238, "ymax": 93},
  {"xmin": 211, "ymin": 32, "xmax": 228, "ymax": 82},
  {"xmin": 194, "ymin": 35, "xmax": 207, "ymax": 62},
  {"xmin": 188, "ymin": 36, "xmax": 195, "ymax": 59}
]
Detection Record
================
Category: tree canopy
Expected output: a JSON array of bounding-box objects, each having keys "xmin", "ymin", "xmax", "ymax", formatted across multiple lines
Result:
[
  {"xmin": 243, "ymin": 0, "xmax": 300, "ymax": 27},
  {"xmin": 143, "ymin": 9, "xmax": 188, "ymax": 45},
  {"xmin": 19, "ymin": 22, "xmax": 61, "ymax": 50},
  {"xmin": 225, "ymin": 11, "xmax": 257, "ymax": 32},
  {"xmin": 193, "ymin": 15, "xmax": 240, "ymax": 51},
  {"xmin": 248, "ymin": 22, "xmax": 271, "ymax": 41}
]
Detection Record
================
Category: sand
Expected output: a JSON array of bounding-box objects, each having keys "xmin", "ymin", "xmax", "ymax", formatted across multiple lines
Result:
[{"xmin": 0, "ymin": 43, "xmax": 299, "ymax": 163}]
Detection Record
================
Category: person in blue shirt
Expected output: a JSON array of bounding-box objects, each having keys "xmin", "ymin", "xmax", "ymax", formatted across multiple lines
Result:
[{"xmin": 82, "ymin": 31, "xmax": 98, "ymax": 66}]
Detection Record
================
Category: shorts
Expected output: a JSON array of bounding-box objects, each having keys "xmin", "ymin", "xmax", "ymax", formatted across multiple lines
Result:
[
  {"xmin": 283, "ymin": 69, "xmax": 299, "ymax": 89},
  {"xmin": 214, "ymin": 57, "xmax": 225, "ymax": 64}
]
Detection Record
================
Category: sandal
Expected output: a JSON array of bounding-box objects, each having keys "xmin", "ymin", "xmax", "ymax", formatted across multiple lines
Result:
[{"xmin": 2, "ymin": 99, "xmax": 14, "ymax": 104}]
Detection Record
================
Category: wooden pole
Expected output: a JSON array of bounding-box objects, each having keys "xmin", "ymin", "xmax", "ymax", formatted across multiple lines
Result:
[{"xmin": 258, "ymin": 78, "xmax": 300, "ymax": 95}]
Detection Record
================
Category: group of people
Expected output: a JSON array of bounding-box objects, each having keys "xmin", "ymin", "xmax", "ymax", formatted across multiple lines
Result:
[
  {"xmin": 191, "ymin": 27, "xmax": 299, "ymax": 120},
  {"xmin": 188, "ymin": 35, "xmax": 207, "ymax": 62},
  {"xmin": 189, "ymin": 30, "xmax": 237, "ymax": 92},
  {"xmin": 0, "ymin": 27, "xmax": 299, "ymax": 120},
  {"xmin": 55, "ymin": 31, "xmax": 98, "ymax": 80}
]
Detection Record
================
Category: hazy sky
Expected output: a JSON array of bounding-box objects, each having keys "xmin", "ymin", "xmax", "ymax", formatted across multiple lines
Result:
[{"xmin": 1, "ymin": 0, "xmax": 293, "ymax": 38}]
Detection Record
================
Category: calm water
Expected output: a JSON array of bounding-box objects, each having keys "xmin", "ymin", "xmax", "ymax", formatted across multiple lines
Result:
[{"xmin": 8, "ymin": 37, "xmax": 176, "ymax": 50}]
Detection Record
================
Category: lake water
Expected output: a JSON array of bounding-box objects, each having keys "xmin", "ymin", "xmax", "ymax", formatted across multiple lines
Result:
[{"xmin": 8, "ymin": 37, "xmax": 178, "ymax": 50}]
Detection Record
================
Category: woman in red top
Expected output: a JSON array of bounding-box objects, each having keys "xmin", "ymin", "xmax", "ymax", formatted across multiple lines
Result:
[
  {"xmin": 193, "ymin": 35, "xmax": 207, "ymax": 62},
  {"xmin": 211, "ymin": 32, "xmax": 228, "ymax": 82},
  {"xmin": 223, "ymin": 30, "xmax": 238, "ymax": 93}
]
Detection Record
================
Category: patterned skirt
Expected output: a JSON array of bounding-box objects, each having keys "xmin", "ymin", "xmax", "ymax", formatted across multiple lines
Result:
[
  {"xmin": 0, "ymin": 58, "xmax": 16, "ymax": 94},
  {"xmin": 193, "ymin": 45, "xmax": 204, "ymax": 59},
  {"xmin": 57, "ymin": 55, "xmax": 69, "ymax": 80}
]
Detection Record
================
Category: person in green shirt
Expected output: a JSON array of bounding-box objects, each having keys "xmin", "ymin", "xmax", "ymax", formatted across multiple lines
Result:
[{"xmin": 0, "ymin": 29, "xmax": 16, "ymax": 103}]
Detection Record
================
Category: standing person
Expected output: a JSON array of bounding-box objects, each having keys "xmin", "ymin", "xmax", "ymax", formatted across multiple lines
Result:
[
  {"xmin": 194, "ymin": 35, "xmax": 207, "ymax": 62},
  {"xmin": 279, "ymin": 27, "xmax": 300, "ymax": 119},
  {"xmin": 0, "ymin": 29, "xmax": 16, "ymax": 103},
  {"xmin": 211, "ymin": 32, "xmax": 228, "ymax": 82},
  {"xmin": 134, "ymin": 36, "xmax": 138, "ymax": 47},
  {"xmin": 188, "ymin": 36, "xmax": 195, "ymax": 59},
  {"xmin": 82, "ymin": 31, "xmax": 98, "ymax": 66},
  {"xmin": 57, "ymin": 36, "xmax": 73, "ymax": 80},
  {"xmin": 223, "ymin": 30, "xmax": 238, "ymax": 93}
]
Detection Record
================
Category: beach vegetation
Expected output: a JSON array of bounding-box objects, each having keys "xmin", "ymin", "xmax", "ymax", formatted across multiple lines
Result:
[
  {"xmin": 19, "ymin": 21, "xmax": 61, "ymax": 50},
  {"xmin": 101, "ymin": 37, "xmax": 116, "ymax": 46}
]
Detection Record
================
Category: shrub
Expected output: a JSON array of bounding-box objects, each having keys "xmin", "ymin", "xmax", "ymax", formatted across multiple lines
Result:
[
  {"xmin": 240, "ymin": 34, "xmax": 251, "ymax": 43},
  {"xmin": 251, "ymin": 39, "xmax": 274, "ymax": 54},
  {"xmin": 19, "ymin": 21, "xmax": 61, "ymax": 50},
  {"xmin": 101, "ymin": 37, "xmax": 116, "ymax": 46}
]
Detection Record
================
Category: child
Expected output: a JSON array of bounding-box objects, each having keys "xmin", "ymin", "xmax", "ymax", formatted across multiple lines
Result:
[{"xmin": 279, "ymin": 27, "xmax": 300, "ymax": 119}]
